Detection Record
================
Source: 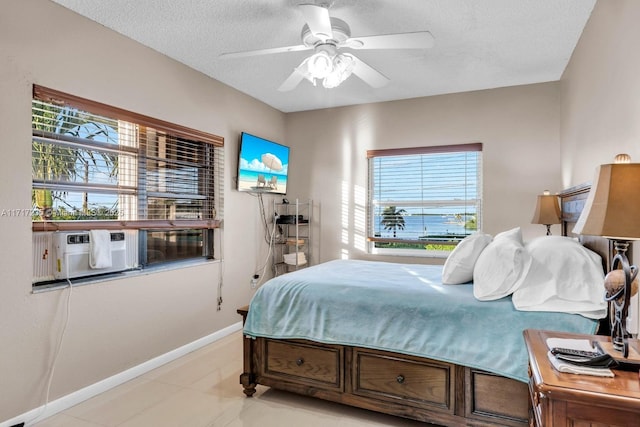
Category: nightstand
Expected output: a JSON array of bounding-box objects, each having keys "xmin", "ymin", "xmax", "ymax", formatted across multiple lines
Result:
[{"xmin": 523, "ymin": 329, "xmax": 640, "ymax": 427}]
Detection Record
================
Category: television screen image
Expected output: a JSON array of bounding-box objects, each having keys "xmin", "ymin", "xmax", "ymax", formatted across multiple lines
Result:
[{"xmin": 237, "ymin": 132, "xmax": 289, "ymax": 195}]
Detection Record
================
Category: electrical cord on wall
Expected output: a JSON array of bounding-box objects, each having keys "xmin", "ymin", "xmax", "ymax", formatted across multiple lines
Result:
[
  {"xmin": 25, "ymin": 273, "xmax": 73, "ymax": 426},
  {"xmin": 252, "ymin": 193, "xmax": 278, "ymax": 287},
  {"xmin": 257, "ymin": 193, "xmax": 274, "ymax": 245},
  {"xmin": 253, "ymin": 219, "xmax": 277, "ymax": 287},
  {"xmin": 216, "ymin": 226, "xmax": 225, "ymax": 311}
]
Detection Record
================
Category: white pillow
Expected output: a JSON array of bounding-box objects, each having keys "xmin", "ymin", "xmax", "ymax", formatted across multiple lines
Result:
[
  {"xmin": 442, "ymin": 232, "xmax": 493, "ymax": 285},
  {"xmin": 494, "ymin": 227, "xmax": 523, "ymax": 244},
  {"xmin": 473, "ymin": 235, "xmax": 532, "ymax": 301},
  {"xmin": 512, "ymin": 236, "xmax": 606, "ymax": 319}
]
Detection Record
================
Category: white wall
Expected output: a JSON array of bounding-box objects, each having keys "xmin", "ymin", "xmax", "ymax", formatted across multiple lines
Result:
[
  {"xmin": 286, "ymin": 83, "xmax": 562, "ymax": 264},
  {"xmin": 560, "ymin": 0, "xmax": 640, "ymax": 332},
  {"xmin": 0, "ymin": 0, "xmax": 285, "ymax": 421},
  {"xmin": 560, "ymin": 0, "xmax": 640, "ymax": 184}
]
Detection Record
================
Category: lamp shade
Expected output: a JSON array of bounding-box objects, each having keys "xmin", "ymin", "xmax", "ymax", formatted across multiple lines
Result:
[
  {"xmin": 531, "ymin": 193, "xmax": 561, "ymax": 225},
  {"xmin": 573, "ymin": 163, "xmax": 640, "ymax": 240}
]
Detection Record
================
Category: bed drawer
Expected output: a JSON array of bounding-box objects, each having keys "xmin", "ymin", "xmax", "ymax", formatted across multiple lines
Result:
[
  {"xmin": 261, "ymin": 339, "xmax": 343, "ymax": 390},
  {"xmin": 352, "ymin": 348, "xmax": 453, "ymax": 412},
  {"xmin": 467, "ymin": 368, "xmax": 530, "ymax": 425}
]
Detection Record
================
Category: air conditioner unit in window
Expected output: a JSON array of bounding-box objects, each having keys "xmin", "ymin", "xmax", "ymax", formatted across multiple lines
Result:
[{"xmin": 53, "ymin": 230, "xmax": 137, "ymax": 279}]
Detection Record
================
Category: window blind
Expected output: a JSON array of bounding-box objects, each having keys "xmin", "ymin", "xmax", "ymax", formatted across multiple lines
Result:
[
  {"xmin": 31, "ymin": 85, "xmax": 224, "ymax": 272},
  {"xmin": 32, "ymin": 85, "xmax": 223, "ymax": 230},
  {"xmin": 367, "ymin": 143, "xmax": 482, "ymax": 247}
]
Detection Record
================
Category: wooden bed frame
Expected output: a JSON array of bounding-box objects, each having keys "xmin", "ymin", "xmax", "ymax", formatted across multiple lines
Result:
[{"xmin": 238, "ymin": 184, "xmax": 611, "ymax": 427}]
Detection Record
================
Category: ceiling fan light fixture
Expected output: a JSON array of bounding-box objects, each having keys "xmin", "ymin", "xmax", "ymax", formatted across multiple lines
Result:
[
  {"xmin": 299, "ymin": 50, "xmax": 355, "ymax": 88},
  {"xmin": 307, "ymin": 50, "xmax": 333, "ymax": 78},
  {"xmin": 322, "ymin": 53, "xmax": 355, "ymax": 88}
]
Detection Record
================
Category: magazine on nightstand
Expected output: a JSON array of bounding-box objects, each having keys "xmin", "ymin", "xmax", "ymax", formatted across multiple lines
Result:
[{"xmin": 545, "ymin": 338, "xmax": 616, "ymax": 377}]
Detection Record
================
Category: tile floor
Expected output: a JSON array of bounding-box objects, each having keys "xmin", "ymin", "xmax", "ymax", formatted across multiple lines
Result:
[{"xmin": 32, "ymin": 331, "xmax": 431, "ymax": 427}]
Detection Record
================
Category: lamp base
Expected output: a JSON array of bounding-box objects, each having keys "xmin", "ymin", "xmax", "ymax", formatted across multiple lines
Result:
[{"xmin": 605, "ymin": 240, "xmax": 638, "ymax": 359}]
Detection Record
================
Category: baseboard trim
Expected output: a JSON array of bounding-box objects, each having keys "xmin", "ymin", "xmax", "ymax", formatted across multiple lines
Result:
[{"xmin": 1, "ymin": 321, "xmax": 243, "ymax": 427}]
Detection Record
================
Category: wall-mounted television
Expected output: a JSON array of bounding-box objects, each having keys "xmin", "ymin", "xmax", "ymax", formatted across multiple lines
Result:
[{"xmin": 237, "ymin": 132, "xmax": 290, "ymax": 195}]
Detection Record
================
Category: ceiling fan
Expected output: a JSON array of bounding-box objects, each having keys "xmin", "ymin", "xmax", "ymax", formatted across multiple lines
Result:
[{"xmin": 220, "ymin": 3, "xmax": 435, "ymax": 91}]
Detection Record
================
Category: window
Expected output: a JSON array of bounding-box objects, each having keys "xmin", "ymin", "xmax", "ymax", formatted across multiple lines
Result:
[
  {"xmin": 367, "ymin": 143, "xmax": 482, "ymax": 256},
  {"xmin": 32, "ymin": 85, "xmax": 223, "ymax": 284}
]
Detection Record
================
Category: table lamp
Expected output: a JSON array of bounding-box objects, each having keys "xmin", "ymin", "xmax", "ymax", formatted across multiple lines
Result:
[
  {"xmin": 531, "ymin": 190, "xmax": 561, "ymax": 235},
  {"xmin": 573, "ymin": 154, "xmax": 640, "ymax": 358}
]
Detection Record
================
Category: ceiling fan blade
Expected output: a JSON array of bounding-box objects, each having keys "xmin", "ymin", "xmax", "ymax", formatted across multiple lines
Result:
[
  {"xmin": 351, "ymin": 55, "xmax": 389, "ymax": 88},
  {"xmin": 345, "ymin": 31, "xmax": 435, "ymax": 50},
  {"xmin": 299, "ymin": 4, "xmax": 333, "ymax": 40},
  {"xmin": 220, "ymin": 44, "xmax": 310, "ymax": 59},
  {"xmin": 278, "ymin": 68, "xmax": 305, "ymax": 92}
]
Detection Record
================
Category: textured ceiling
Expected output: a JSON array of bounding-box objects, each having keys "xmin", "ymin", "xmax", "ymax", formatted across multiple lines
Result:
[{"xmin": 50, "ymin": 0, "xmax": 596, "ymax": 113}]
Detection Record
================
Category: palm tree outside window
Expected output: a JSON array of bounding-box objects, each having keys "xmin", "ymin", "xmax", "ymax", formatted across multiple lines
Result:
[{"xmin": 380, "ymin": 206, "xmax": 407, "ymax": 238}]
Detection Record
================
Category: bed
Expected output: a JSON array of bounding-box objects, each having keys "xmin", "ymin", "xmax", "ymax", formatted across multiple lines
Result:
[{"xmin": 238, "ymin": 184, "xmax": 611, "ymax": 427}]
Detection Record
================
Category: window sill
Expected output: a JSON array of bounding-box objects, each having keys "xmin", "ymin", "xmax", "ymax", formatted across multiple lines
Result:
[
  {"xmin": 32, "ymin": 257, "xmax": 221, "ymax": 293},
  {"xmin": 370, "ymin": 248, "xmax": 450, "ymax": 258},
  {"xmin": 32, "ymin": 219, "xmax": 222, "ymax": 232}
]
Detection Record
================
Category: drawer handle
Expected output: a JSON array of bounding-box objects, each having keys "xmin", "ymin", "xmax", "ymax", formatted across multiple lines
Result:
[
  {"xmin": 396, "ymin": 375, "xmax": 405, "ymax": 384},
  {"xmin": 296, "ymin": 358, "xmax": 304, "ymax": 366}
]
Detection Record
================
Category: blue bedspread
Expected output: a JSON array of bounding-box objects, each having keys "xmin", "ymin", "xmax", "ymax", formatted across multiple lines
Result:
[{"xmin": 243, "ymin": 259, "xmax": 598, "ymax": 383}]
